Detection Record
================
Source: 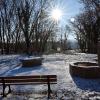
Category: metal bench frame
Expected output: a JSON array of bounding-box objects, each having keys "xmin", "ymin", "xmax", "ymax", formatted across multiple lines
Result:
[{"xmin": 0, "ymin": 75, "xmax": 57, "ymax": 99}]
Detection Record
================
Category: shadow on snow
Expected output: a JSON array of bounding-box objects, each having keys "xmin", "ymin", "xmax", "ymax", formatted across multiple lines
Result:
[{"xmin": 72, "ymin": 76, "xmax": 100, "ymax": 92}]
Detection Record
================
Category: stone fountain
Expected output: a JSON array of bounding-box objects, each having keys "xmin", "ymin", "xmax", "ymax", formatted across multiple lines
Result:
[
  {"xmin": 69, "ymin": 40, "xmax": 100, "ymax": 79},
  {"xmin": 20, "ymin": 56, "xmax": 43, "ymax": 67}
]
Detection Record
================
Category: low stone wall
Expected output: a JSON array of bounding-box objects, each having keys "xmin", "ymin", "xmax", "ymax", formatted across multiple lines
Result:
[
  {"xmin": 69, "ymin": 62, "xmax": 100, "ymax": 79},
  {"xmin": 21, "ymin": 57, "xmax": 42, "ymax": 67}
]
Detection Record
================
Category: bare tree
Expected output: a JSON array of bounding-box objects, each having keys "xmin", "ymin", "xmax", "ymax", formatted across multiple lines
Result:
[
  {"xmin": 0, "ymin": 0, "xmax": 58, "ymax": 54},
  {"xmin": 70, "ymin": 0, "xmax": 100, "ymax": 53}
]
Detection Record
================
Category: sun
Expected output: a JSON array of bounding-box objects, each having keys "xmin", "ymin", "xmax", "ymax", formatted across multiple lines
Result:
[{"xmin": 51, "ymin": 9, "xmax": 62, "ymax": 21}]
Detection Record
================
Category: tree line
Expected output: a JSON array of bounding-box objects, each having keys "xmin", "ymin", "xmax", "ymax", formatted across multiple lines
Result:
[
  {"xmin": 71, "ymin": 0, "xmax": 100, "ymax": 53},
  {"xmin": 0, "ymin": 0, "xmax": 57, "ymax": 54}
]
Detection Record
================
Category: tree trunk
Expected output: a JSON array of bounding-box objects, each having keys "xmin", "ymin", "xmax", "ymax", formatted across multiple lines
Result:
[{"xmin": 98, "ymin": 41, "xmax": 100, "ymax": 66}]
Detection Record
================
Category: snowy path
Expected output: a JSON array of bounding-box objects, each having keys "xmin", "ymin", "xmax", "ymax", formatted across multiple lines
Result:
[{"xmin": 0, "ymin": 53, "xmax": 100, "ymax": 100}]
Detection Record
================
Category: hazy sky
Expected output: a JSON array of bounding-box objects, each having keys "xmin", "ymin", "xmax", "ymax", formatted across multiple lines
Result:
[
  {"xmin": 64, "ymin": 0, "xmax": 83, "ymax": 40},
  {"xmin": 53, "ymin": 0, "xmax": 83, "ymax": 40},
  {"xmin": 56, "ymin": 0, "xmax": 83, "ymax": 25},
  {"xmin": 63, "ymin": 0, "xmax": 83, "ymax": 16}
]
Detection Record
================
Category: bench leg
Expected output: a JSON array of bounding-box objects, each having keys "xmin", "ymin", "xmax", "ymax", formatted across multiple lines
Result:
[
  {"xmin": 2, "ymin": 85, "xmax": 11, "ymax": 97},
  {"xmin": 8, "ymin": 85, "xmax": 11, "ymax": 93},
  {"xmin": 2, "ymin": 83, "xmax": 6, "ymax": 97},
  {"xmin": 48, "ymin": 83, "xmax": 52, "ymax": 99}
]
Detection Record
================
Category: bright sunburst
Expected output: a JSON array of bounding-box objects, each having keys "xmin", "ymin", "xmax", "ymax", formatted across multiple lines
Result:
[
  {"xmin": 51, "ymin": 9, "xmax": 62, "ymax": 21},
  {"xmin": 45, "ymin": 1, "xmax": 66, "ymax": 24}
]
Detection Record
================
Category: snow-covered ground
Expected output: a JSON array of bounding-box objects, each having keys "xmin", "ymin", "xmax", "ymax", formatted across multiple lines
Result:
[{"xmin": 0, "ymin": 53, "xmax": 100, "ymax": 100}]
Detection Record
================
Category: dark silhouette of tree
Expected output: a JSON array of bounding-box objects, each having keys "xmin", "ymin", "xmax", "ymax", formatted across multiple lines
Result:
[
  {"xmin": 70, "ymin": 0, "xmax": 100, "ymax": 53},
  {"xmin": 0, "ymin": 0, "xmax": 57, "ymax": 54}
]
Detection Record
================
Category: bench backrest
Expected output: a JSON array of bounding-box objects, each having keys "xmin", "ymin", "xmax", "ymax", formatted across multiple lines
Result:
[{"xmin": 0, "ymin": 75, "xmax": 57, "ymax": 85}]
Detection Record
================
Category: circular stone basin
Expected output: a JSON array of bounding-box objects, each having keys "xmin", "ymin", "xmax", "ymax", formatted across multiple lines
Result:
[
  {"xmin": 21, "ymin": 57, "xmax": 43, "ymax": 67},
  {"xmin": 69, "ymin": 62, "xmax": 100, "ymax": 78}
]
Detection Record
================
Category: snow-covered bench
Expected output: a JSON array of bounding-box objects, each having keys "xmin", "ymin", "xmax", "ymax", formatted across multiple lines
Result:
[{"xmin": 0, "ymin": 75, "xmax": 57, "ymax": 98}]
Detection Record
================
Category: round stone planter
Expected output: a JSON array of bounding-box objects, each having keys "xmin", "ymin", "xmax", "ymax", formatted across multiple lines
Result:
[
  {"xmin": 21, "ymin": 57, "xmax": 43, "ymax": 67},
  {"xmin": 69, "ymin": 62, "xmax": 100, "ymax": 78}
]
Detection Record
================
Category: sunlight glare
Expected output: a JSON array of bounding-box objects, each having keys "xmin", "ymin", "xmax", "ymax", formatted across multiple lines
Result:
[{"xmin": 51, "ymin": 9, "xmax": 62, "ymax": 21}]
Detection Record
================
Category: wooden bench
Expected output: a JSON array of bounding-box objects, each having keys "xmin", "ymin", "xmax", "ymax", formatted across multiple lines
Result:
[{"xmin": 0, "ymin": 75, "xmax": 57, "ymax": 98}]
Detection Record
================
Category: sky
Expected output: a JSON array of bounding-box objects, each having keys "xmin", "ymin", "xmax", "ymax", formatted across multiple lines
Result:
[
  {"xmin": 63, "ymin": 0, "xmax": 83, "ymax": 18},
  {"xmin": 64, "ymin": 0, "xmax": 83, "ymax": 40},
  {"xmin": 52, "ymin": 0, "xmax": 83, "ymax": 40},
  {"xmin": 55, "ymin": 0, "xmax": 83, "ymax": 25}
]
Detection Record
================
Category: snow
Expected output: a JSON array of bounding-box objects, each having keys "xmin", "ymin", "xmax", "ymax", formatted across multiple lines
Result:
[
  {"xmin": 0, "ymin": 53, "xmax": 100, "ymax": 100},
  {"xmin": 20, "ymin": 56, "xmax": 43, "ymax": 61}
]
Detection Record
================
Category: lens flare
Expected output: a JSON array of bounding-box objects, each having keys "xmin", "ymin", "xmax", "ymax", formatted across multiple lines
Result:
[{"xmin": 51, "ymin": 9, "xmax": 62, "ymax": 21}]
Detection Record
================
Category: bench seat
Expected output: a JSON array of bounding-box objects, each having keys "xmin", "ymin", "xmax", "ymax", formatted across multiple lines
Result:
[{"xmin": 0, "ymin": 75, "xmax": 57, "ymax": 98}]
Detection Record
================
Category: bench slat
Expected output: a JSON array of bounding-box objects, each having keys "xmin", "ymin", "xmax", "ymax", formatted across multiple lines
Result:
[
  {"xmin": 0, "ymin": 82, "xmax": 57, "ymax": 85},
  {"xmin": 0, "ymin": 79, "xmax": 57, "ymax": 83},
  {"xmin": 0, "ymin": 75, "xmax": 57, "ymax": 85},
  {"xmin": 0, "ymin": 75, "xmax": 56, "ymax": 79},
  {"xmin": 4, "ymin": 82, "xmax": 57, "ymax": 85},
  {"xmin": 3, "ymin": 78, "xmax": 57, "ymax": 83}
]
